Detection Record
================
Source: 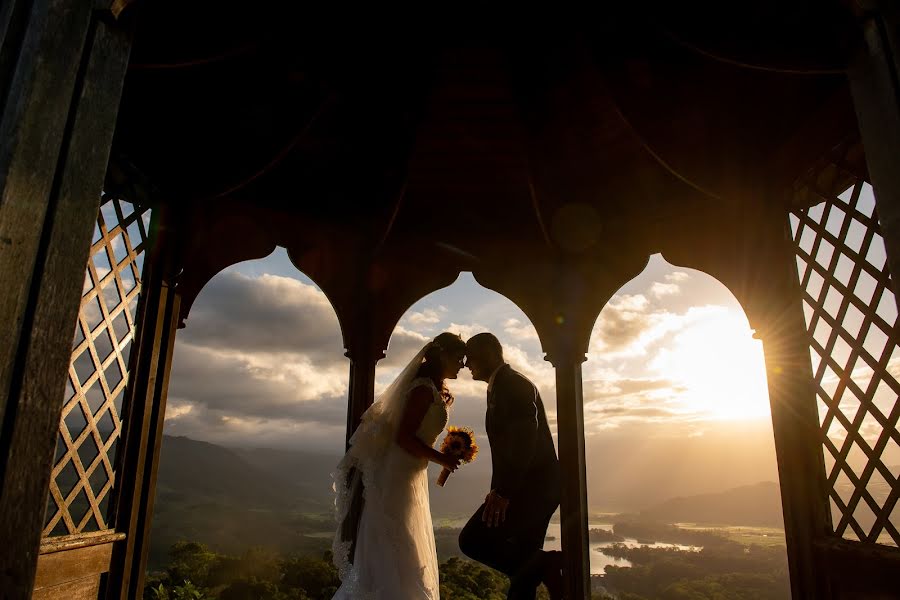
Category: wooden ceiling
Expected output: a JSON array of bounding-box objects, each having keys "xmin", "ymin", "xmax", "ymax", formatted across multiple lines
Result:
[{"xmin": 112, "ymin": 1, "xmax": 864, "ymax": 259}]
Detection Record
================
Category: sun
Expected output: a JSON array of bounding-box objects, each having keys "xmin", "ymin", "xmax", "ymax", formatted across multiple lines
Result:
[{"xmin": 651, "ymin": 307, "xmax": 771, "ymax": 421}]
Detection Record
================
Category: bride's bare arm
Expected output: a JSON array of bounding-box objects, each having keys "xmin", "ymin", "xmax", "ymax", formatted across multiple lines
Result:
[{"xmin": 396, "ymin": 386, "xmax": 460, "ymax": 471}]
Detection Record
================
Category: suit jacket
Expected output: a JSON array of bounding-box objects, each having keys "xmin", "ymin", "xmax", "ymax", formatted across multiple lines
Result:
[{"xmin": 486, "ymin": 364, "xmax": 560, "ymax": 505}]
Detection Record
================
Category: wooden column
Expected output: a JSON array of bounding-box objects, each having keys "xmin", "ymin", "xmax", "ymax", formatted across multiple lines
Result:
[
  {"xmin": 344, "ymin": 331, "xmax": 381, "ymax": 448},
  {"xmin": 474, "ymin": 255, "xmax": 641, "ymax": 600},
  {"xmin": 754, "ymin": 214, "xmax": 832, "ymax": 600},
  {"xmin": 338, "ymin": 329, "xmax": 381, "ymax": 558},
  {"xmin": 548, "ymin": 347, "xmax": 591, "ymax": 600},
  {"xmin": 849, "ymin": 3, "xmax": 900, "ymax": 312},
  {"xmin": 660, "ymin": 197, "xmax": 835, "ymax": 598},
  {"xmin": 106, "ymin": 208, "xmax": 181, "ymax": 599},
  {"xmin": 0, "ymin": 4, "xmax": 132, "ymax": 597}
]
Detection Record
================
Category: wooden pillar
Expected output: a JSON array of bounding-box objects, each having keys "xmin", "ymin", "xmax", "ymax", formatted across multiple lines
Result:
[
  {"xmin": 474, "ymin": 256, "xmax": 641, "ymax": 600},
  {"xmin": 548, "ymin": 347, "xmax": 591, "ymax": 600},
  {"xmin": 753, "ymin": 213, "xmax": 832, "ymax": 600},
  {"xmin": 337, "ymin": 312, "xmax": 384, "ymax": 560},
  {"xmin": 849, "ymin": 3, "xmax": 900, "ymax": 312},
  {"xmin": 0, "ymin": 3, "xmax": 132, "ymax": 597},
  {"xmin": 344, "ymin": 331, "xmax": 380, "ymax": 448},
  {"xmin": 106, "ymin": 208, "xmax": 181, "ymax": 599}
]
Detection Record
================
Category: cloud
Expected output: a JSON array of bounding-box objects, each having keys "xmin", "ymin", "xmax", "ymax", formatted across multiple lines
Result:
[
  {"xmin": 181, "ymin": 272, "xmax": 345, "ymax": 363},
  {"xmin": 503, "ymin": 318, "xmax": 539, "ymax": 341},
  {"xmin": 170, "ymin": 343, "xmax": 348, "ymax": 422},
  {"xmin": 382, "ymin": 326, "xmax": 430, "ymax": 368},
  {"xmin": 588, "ymin": 406, "xmax": 682, "ymax": 418},
  {"xmin": 163, "ymin": 396, "xmax": 347, "ymax": 451},
  {"xmin": 166, "ymin": 271, "xmax": 355, "ymax": 451},
  {"xmin": 588, "ymin": 293, "xmax": 684, "ymax": 360},
  {"xmin": 584, "ymin": 376, "xmax": 685, "ymax": 401},
  {"xmin": 404, "ymin": 308, "xmax": 444, "ymax": 328},
  {"xmin": 666, "ymin": 271, "xmax": 690, "ymax": 282},
  {"xmin": 650, "ymin": 282, "xmax": 680, "ymax": 298}
]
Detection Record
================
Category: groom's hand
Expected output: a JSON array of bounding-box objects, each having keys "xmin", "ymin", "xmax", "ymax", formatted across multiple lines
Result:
[{"xmin": 482, "ymin": 490, "xmax": 510, "ymax": 528}]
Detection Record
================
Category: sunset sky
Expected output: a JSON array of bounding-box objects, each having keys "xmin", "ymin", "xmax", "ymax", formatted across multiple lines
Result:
[
  {"xmin": 162, "ymin": 248, "xmax": 790, "ymax": 507},
  {"xmin": 157, "ymin": 182, "xmax": 898, "ymax": 512}
]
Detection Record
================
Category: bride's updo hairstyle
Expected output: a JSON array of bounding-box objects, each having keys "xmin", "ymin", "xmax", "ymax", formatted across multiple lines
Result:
[{"xmin": 417, "ymin": 332, "xmax": 466, "ymax": 405}]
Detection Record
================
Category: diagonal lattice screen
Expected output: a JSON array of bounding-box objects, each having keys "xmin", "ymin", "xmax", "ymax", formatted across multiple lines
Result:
[
  {"xmin": 43, "ymin": 195, "xmax": 151, "ymax": 537},
  {"xmin": 790, "ymin": 180, "xmax": 899, "ymax": 547}
]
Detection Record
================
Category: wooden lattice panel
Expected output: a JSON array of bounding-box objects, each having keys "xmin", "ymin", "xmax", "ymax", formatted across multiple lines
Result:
[
  {"xmin": 791, "ymin": 180, "xmax": 900, "ymax": 547},
  {"xmin": 43, "ymin": 195, "xmax": 151, "ymax": 536}
]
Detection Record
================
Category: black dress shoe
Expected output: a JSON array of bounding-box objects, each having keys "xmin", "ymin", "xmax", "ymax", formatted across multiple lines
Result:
[{"xmin": 541, "ymin": 550, "xmax": 565, "ymax": 600}]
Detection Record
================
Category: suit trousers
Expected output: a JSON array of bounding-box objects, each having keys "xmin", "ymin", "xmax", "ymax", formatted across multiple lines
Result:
[{"xmin": 458, "ymin": 497, "xmax": 558, "ymax": 600}]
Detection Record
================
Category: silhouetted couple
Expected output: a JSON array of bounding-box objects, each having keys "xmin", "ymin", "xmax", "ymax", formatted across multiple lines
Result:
[{"xmin": 331, "ymin": 332, "xmax": 562, "ymax": 599}]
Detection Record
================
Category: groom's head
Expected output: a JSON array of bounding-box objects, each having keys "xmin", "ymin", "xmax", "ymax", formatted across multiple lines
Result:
[{"xmin": 465, "ymin": 333, "xmax": 504, "ymax": 382}]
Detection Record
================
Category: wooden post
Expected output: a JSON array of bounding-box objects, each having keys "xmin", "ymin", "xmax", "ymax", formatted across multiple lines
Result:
[
  {"xmin": 754, "ymin": 214, "xmax": 832, "ymax": 600},
  {"xmin": 106, "ymin": 208, "xmax": 181, "ymax": 599},
  {"xmin": 849, "ymin": 3, "xmax": 900, "ymax": 312},
  {"xmin": 473, "ymin": 257, "xmax": 637, "ymax": 600},
  {"xmin": 338, "ymin": 325, "xmax": 382, "ymax": 560},
  {"xmin": 0, "ymin": 4, "xmax": 132, "ymax": 597},
  {"xmin": 344, "ymin": 333, "xmax": 380, "ymax": 448},
  {"xmin": 547, "ymin": 346, "xmax": 591, "ymax": 600}
]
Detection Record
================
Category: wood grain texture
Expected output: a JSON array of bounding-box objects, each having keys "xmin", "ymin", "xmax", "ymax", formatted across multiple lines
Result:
[
  {"xmin": 553, "ymin": 358, "xmax": 590, "ymax": 600},
  {"xmin": 849, "ymin": 8, "xmax": 900, "ymax": 317},
  {"xmin": 32, "ymin": 575, "xmax": 101, "ymax": 600},
  {"xmin": 0, "ymin": 7, "xmax": 132, "ymax": 598},
  {"xmin": 34, "ymin": 541, "xmax": 114, "ymax": 589},
  {"xmin": 106, "ymin": 213, "xmax": 181, "ymax": 599},
  {"xmin": 0, "ymin": 0, "xmax": 92, "ymax": 431}
]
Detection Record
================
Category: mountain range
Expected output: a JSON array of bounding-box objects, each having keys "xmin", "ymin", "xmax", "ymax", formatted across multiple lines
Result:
[
  {"xmin": 148, "ymin": 435, "xmax": 787, "ymax": 567},
  {"xmin": 639, "ymin": 481, "xmax": 784, "ymax": 527}
]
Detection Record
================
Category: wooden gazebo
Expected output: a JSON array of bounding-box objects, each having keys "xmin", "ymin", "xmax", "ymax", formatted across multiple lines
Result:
[{"xmin": 2, "ymin": 2, "xmax": 900, "ymax": 598}]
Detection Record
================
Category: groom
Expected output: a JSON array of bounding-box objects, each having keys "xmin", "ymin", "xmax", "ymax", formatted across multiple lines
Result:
[{"xmin": 459, "ymin": 333, "xmax": 563, "ymax": 600}]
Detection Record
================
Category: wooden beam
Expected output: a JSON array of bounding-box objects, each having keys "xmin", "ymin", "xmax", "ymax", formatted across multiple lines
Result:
[
  {"xmin": 34, "ymin": 541, "xmax": 115, "ymax": 590},
  {"xmin": 759, "ymin": 288, "xmax": 834, "ymax": 599},
  {"xmin": 106, "ymin": 209, "xmax": 181, "ymax": 600},
  {"xmin": 344, "ymin": 332, "xmax": 380, "ymax": 449},
  {"xmin": 550, "ymin": 353, "xmax": 590, "ymax": 600},
  {"xmin": 814, "ymin": 536, "xmax": 900, "ymax": 595},
  {"xmin": 656, "ymin": 198, "xmax": 834, "ymax": 599},
  {"xmin": 0, "ymin": 5, "xmax": 132, "ymax": 597},
  {"xmin": 849, "ymin": 4, "xmax": 900, "ymax": 314},
  {"xmin": 32, "ymin": 575, "xmax": 101, "ymax": 600},
  {"xmin": 337, "ymin": 330, "xmax": 381, "ymax": 563}
]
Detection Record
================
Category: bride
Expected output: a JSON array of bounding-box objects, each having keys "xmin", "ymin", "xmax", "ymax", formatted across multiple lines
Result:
[{"xmin": 332, "ymin": 332, "xmax": 467, "ymax": 599}]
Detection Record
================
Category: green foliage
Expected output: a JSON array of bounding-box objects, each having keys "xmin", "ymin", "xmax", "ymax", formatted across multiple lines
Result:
[
  {"xmin": 600, "ymin": 539, "xmax": 789, "ymax": 600},
  {"xmin": 147, "ymin": 543, "xmax": 555, "ymax": 600},
  {"xmin": 148, "ymin": 580, "xmax": 207, "ymax": 600},
  {"xmin": 144, "ymin": 543, "xmax": 337, "ymax": 600},
  {"xmin": 280, "ymin": 552, "xmax": 340, "ymax": 599},
  {"xmin": 147, "ymin": 531, "xmax": 788, "ymax": 600},
  {"xmin": 439, "ymin": 556, "xmax": 507, "ymax": 600},
  {"xmin": 166, "ymin": 542, "xmax": 220, "ymax": 588}
]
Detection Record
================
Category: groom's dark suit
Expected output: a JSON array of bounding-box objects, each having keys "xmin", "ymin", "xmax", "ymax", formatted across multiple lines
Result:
[{"xmin": 459, "ymin": 364, "xmax": 561, "ymax": 599}]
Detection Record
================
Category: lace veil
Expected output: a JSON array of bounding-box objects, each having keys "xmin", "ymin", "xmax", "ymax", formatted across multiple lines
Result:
[{"xmin": 331, "ymin": 342, "xmax": 431, "ymax": 578}]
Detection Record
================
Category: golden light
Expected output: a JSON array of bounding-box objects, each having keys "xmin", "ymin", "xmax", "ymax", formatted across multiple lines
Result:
[{"xmin": 650, "ymin": 306, "xmax": 770, "ymax": 421}]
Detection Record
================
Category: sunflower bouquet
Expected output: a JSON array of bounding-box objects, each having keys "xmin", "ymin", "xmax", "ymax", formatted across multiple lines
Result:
[{"xmin": 437, "ymin": 426, "xmax": 478, "ymax": 487}]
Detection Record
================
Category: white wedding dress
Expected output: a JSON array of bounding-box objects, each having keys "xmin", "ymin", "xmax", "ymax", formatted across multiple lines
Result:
[{"xmin": 332, "ymin": 375, "xmax": 449, "ymax": 599}]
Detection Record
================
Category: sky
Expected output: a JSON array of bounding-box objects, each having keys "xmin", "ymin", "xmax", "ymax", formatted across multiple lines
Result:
[
  {"xmin": 159, "ymin": 180, "xmax": 900, "ymax": 513},
  {"xmin": 162, "ymin": 246, "xmax": 800, "ymax": 507}
]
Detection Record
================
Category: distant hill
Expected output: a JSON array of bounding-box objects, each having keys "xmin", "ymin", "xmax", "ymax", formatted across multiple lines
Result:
[
  {"xmin": 229, "ymin": 443, "xmax": 340, "ymax": 507},
  {"xmin": 148, "ymin": 435, "xmax": 789, "ymax": 569},
  {"xmin": 155, "ymin": 435, "xmax": 330, "ymax": 511},
  {"xmin": 149, "ymin": 436, "xmax": 338, "ymax": 568},
  {"xmin": 639, "ymin": 481, "xmax": 784, "ymax": 527},
  {"xmin": 230, "ymin": 439, "xmax": 493, "ymax": 521}
]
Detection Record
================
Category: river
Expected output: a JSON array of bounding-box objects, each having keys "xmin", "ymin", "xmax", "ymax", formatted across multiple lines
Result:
[{"xmin": 541, "ymin": 522, "xmax": 701, "ymax": 575}]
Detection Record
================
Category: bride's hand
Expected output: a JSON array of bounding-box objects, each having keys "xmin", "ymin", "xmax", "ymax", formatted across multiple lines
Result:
[{"xmin": 439, "ymin": 453, "xmax": 461, "ymax": 472}]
